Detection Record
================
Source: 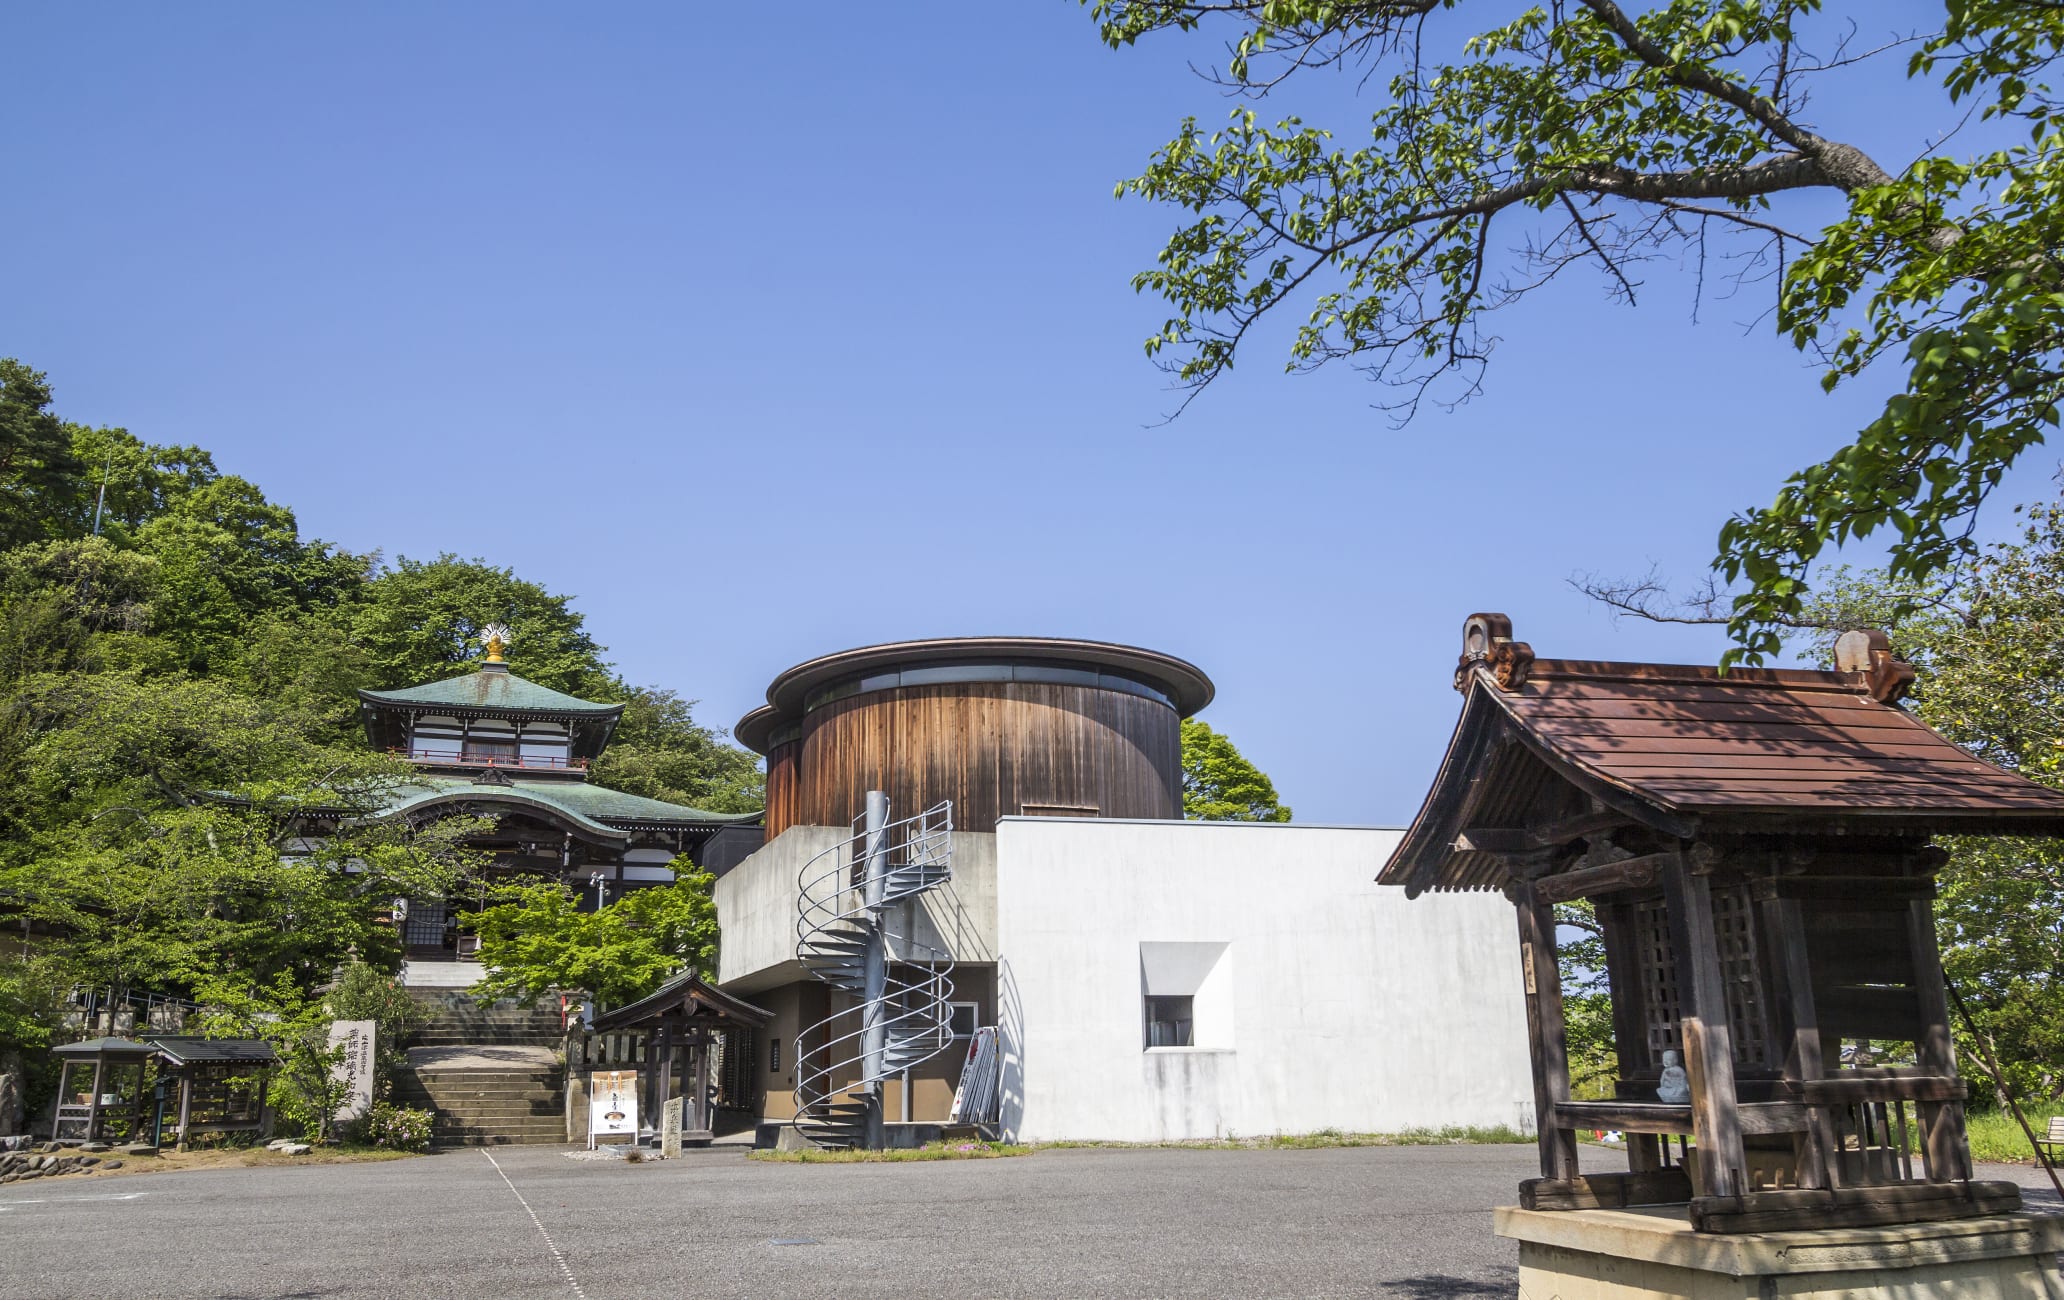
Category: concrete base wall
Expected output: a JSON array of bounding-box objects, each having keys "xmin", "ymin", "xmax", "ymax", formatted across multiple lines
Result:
[
  {"xmin": 1502, "ymin": 1207, "xmax": 2064, "ymax": 1300},
  {"xmin": 994, "ymin": 818, "xmax": 1535, "ymax": 1142},
  {"xmin": 714, "ymin": 826, "xmax": 998, "ymax": 994}
]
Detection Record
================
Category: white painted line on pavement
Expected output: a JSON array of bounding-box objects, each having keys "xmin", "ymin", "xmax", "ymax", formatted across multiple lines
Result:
[
  {"xmin": 0, "ymin": 1192, "xmax": 150, "ymax": 1209},
  {"xmin": 482, "ymin": 1148, "xmax": 588, "ymax": 1300}
]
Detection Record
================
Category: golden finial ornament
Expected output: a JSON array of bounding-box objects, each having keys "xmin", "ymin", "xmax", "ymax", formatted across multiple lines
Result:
[{"xmin": 481, "ymin": 622, "xmax": 511, "ymax": 665}]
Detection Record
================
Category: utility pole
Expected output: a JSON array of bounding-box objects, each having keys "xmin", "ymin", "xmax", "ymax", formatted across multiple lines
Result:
[{"xmin": 90, "ymin": 446, "xmax": 114, "ymax": 537}]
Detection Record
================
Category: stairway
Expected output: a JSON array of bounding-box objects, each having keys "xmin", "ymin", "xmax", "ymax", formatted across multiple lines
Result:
[
  {"xmin": 392, "ymin": 1056, "xmax": 565, "ymax": 1146},
  {"xmin": 407, "ymin": 990, "xmax": 565, "ymax": 1048},
  {"xmin": 395, "ymin": 991, "xmax": 568, "ymax": 1146},
  {"xmin": 792, "ymin": 795, "xmax": 956, "ymax": 1150}
]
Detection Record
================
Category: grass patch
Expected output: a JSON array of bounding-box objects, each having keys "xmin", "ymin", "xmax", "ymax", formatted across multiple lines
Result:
[
  {"xmin": 749, "ymin": 1140, "xmax": 1032, "ymax": 1164},
  {"xmin": 1039, "ymin": 1125, "xmax": 1535, "ymax": 1151},
  {"xmin": 77, "ymin": 1143, "xmax": 421, "ymax": 1179},
  {"xmin": 749, "ymin": 1126, "xmax": 1536, "ymax": 1161},
  {"xmin": 1968, "ymin": 1101, "xmax": 2064, "ymax": 1165}
]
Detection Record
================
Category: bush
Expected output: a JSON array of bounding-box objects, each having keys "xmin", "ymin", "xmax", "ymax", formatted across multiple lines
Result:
[
  {"xmin": 325, "ymin": 961, "xmax": 427, "ymax": 1097},
  {"xmin": 355, "ymin": 1102, "xmax": 434, "ymax": 1152}
]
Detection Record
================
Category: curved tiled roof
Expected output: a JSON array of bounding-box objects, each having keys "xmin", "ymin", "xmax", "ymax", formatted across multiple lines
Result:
[
  {"xmin": 358, "ymin": 667, "xmax": 624, "ymax": 718},
  {"xmin": 1382, "ymin": 635, "xmax": 2064, "ymax": 896},
  {"xmin": 379, "ymin": 777, "xmax": 760, "ymax": 841}
]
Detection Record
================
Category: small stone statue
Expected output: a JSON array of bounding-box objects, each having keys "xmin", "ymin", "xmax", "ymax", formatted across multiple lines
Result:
[{"xmin": 1656, "ymin": 1049, "xmax": 1691, "ymax": 1104}]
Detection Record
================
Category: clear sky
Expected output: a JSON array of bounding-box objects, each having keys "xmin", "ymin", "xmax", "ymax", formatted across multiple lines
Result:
[{"xmin": 8, "ymin": 3, "xmax": 2055, "ymax": 825}]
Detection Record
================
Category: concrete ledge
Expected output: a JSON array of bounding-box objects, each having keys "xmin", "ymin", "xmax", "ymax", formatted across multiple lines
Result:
[{"xmin": 1495, "ymin": 1204, "xmax": 2064, "ymax": 1277}]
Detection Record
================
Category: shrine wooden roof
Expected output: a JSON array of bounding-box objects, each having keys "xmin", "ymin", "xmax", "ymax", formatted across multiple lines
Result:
[
  {"xmin": 1381, "ymin": 615, "xmax": 2064, "ymax": 895},
  {"xmin": 590, "ymin": 971, "xmax": 772, "ymax": 1032},
  {"xmin": 147, "ymin": 1037, "xmax": 281, "ymax": 1067}
]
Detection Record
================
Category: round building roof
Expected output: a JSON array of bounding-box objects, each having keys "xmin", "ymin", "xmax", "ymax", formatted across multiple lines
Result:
[{"xmin": 734, "ymin": 636, "xmax": 1214, "ymax": 755}]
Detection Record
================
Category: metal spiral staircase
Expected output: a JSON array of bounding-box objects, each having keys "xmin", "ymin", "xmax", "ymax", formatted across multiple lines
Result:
[{"xmin": 793, "ymin": 792, "xmax": 955, "ymax": 1149}]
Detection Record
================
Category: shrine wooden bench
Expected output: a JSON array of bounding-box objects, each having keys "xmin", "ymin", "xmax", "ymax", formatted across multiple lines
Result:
[{"xmin": 2039, "ymin": 1115, "xmax": 2064, "ymax": 1168}]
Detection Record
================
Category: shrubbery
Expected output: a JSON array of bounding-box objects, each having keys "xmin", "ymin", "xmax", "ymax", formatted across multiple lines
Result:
[{"xmin": 355, "ymin": 1102, "xmax": 434, "ymax": 1152}]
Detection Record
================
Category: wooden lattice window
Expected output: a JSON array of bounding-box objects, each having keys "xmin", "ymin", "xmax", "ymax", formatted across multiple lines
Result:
[
  {"xmin": 716, "ymin": 1028, "xmax": 758, "ymax": 1109},
  {"xmin": 1633, "ymin": 899, "xmax": 1682, "ymax": 1063},
  {"xmin": 1712, "ymin": 887, "xmax": 1772, "ymax": 1068}
]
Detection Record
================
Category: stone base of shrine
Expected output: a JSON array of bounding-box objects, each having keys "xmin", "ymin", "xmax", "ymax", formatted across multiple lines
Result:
[{"xmin": 1496, "ymin": 1204, "xmax": 2064, "ymax": 1299}]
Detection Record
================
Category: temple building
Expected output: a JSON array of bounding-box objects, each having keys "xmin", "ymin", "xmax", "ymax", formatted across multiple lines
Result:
[
  {"xmin": 712, "ymin": 637, "xmax": 1531, "ymax": 1145},
  {"xmin": 346, "ymin": 627, "xmax": 762, "ymax": 986}
]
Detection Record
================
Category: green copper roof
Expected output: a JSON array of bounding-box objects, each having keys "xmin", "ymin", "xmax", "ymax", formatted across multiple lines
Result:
[
  {"xmin": 378, "ymin": 776, "xmax": 760, "ymax": 841},
  {"xmin": 358, "ymin": 666, "xmax": 624, "ymax": 717}
]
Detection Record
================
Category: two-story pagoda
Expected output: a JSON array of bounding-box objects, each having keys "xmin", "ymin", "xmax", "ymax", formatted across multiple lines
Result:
[{"xmin": 353, "ymin": 628, "xmax": 762, "ymax": 979}]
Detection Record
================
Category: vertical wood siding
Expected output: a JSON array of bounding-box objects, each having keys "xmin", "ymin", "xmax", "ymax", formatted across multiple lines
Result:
[
  {"xmin": 764, "ymin": 743, "xmax": 803, "ymax": 839},
  {"xmin": 783, "ymin": 683, "xmax": 1180, "ymax": 833}
]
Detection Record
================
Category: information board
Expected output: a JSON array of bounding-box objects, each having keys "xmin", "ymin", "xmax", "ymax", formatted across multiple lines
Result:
[
  {"xmin": 588, "ymin": 1070, "xmax": 638, "ymax": 1147},
  {"xmin": 328, "ymin": 1020, "xmax": 376, "ymax": 1125}
]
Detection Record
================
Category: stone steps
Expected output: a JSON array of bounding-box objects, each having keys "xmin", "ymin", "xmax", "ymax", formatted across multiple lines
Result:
[
  {"xmin": 428, "ymin": 1127, "xmax": 565, "ymax": 1146},
  {"xmin": 398, "ymin": 987, "xmax": 568, "ymax": 1145}
]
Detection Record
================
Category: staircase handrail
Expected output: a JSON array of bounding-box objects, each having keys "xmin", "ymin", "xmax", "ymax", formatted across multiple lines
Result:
[{"xmin": 791, "ymin": 798, "xmax": 956, "ymax": 1146}]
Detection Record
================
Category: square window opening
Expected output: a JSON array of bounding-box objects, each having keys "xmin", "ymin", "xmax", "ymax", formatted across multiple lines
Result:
[
  {"xmin": 1145, "ymin": 995, "xmax": 1194, "ymax": 1049},
  {"xmin": 948, "ymin": 1002, "xmax": 979, "ymax": 1040}
]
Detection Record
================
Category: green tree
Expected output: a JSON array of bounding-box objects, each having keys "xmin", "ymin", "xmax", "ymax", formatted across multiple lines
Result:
[
  {"xmin": 0, "ymin": 365, "xmax": 760, "ymax": 1100},
  {"xmin": 353, "ymin": 555, "xmax": 614, "ymax": 695},
  {"xmin": 588, "ymin": 685, "xmax": 766, "ymax": 813},
  {"xmin": 1084, "ymin": 1, "xmax": 2064, "ymax": 660},
  {"xmin": 0, "ymin": 671, "xmax": 480, "ymax": 996},
  {"xmin": 0, "ymin": 360, "xmax": 84, "ymax": 547},
  {"xmin": 466, "ymin": 869, "xmax": 721, "ymax": 1009},
  {"xmin": 1791, "ymin": 497, "xmax": 2064, "ymax": 1101},
  {"xmin": 1554, "ymin": 901, "xmax": 1620, "ymax": 1099},
  {"xmin": 1180, "ymin": 718, "xmax": 1292, "ymax": 821}
]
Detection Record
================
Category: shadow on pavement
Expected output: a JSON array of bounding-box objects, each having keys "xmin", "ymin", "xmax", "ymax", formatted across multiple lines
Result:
[{"xmin": 1379, "ymin": 1270, "xmax": 1515, "ymax": 1298}]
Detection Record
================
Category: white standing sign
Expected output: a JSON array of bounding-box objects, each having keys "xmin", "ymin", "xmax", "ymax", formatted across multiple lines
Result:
[
  {"xmin": 328, "ymin": 1020, "xmax": 376, "ymax": 1126},
  {"xmin": 589, "ymin": 1070, "xmax": 638, "ymax": 1147}
]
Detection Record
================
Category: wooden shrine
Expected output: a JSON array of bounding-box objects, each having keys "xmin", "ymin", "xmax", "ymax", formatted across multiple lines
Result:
[
  {"xmin": 588, "ymin": 973, "xmax": 770, "ymax": 1146},
  {"xmin": 50, "ymin": 1037, "xmax": 155, "ymax": 1146},
  {"xmin": 1382, "ymin": 614, "xmax": 2064, "ymax": 1234},
  {"xmin": 148, "ymin": 1037, "xmax": 278, "ymax": 1147}
]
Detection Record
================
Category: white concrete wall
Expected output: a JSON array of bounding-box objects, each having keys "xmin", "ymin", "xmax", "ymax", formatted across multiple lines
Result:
[
  {"xmin": 994, "ymin": 818, "xmax": 1535, "ymax": 1143},
  {"xmin": 714, "ymin": 826, "xmax": 998, "ymax": 995}
]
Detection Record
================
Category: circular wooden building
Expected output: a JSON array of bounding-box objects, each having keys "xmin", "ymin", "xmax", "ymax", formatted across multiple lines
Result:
[{"xmin": 735, "ymin": 637, "xmax": 1214, "ymax": 837}]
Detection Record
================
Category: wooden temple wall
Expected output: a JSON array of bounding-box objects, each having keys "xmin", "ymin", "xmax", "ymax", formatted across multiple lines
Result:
[{"xmin": 767, "ymin": 682, "xmax": 1180, "ymax": 837}]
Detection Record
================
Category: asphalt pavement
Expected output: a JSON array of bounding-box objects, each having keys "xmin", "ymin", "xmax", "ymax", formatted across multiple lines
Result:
[
  {"xmin": 0, "ymin": 1142, "xmax": 1538, "ymax": 1299},
  {"xmin": 3, "ymin": 1145, "xmax": 2055, "ymax": 1300}
]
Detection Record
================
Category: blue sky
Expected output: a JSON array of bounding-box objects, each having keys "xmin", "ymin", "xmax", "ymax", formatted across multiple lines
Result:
[{"xmin": 8, "ymin": 3, "xmax": 2055, "ymax": 824}]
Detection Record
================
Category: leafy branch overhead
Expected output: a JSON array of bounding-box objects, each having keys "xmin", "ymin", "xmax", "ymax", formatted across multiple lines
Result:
[{"xmin": 1087, "ymin": 0, "xmax": 2064, "ymax": 660}]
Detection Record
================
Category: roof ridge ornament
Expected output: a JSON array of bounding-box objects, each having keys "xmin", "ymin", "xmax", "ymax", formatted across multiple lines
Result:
[
  {"xmin": 1455, "ymin": 612, "xmax": 1534, "ymax": 693},
  {"xmin": 481, "ymin": 622, "xmax": 511, "ymax": 668},
  {"xmin": 1832, "ymin": 628, "xmax": 1915, "ymax": 704}
]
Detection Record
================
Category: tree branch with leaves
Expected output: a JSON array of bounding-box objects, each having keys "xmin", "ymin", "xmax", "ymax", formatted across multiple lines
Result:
[{"xmin": 1087, "ymin": 0, "xmax": 2064, "ymax": 660}]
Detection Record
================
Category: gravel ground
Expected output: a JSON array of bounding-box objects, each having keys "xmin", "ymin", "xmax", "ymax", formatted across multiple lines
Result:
[{"xmin": 0, "ymin": 1143, "xmax": 2052, "ymax": 1300}]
